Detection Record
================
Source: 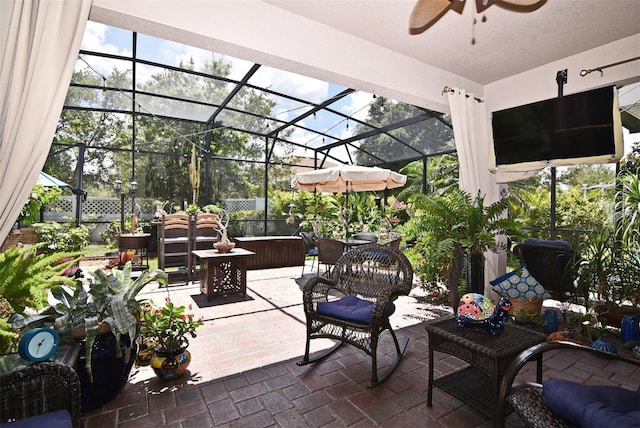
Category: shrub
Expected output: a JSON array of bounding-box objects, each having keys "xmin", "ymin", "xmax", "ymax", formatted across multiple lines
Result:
[{"xmin": 33, "ymin": 221, "xmax": 90, "ymax": 254}]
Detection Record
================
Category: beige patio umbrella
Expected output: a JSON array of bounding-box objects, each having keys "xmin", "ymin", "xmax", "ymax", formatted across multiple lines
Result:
[{"xmin": 291, "ymin": 164, "xmax": 406, "ymax": 193}]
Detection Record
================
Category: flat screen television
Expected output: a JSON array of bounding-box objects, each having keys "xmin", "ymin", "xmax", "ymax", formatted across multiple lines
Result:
[{"xmin": 490, "ymin": 85, "xmax": 623, "ymax": 175}]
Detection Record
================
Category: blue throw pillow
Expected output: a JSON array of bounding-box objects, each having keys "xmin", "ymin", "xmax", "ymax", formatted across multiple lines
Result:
[
  {"xmin": 490, "ymin": 266, "xmax": 550, "ymax": 300},
  {"xmin": 544, "ymin": 379, "xmax": 640, "ymax": 427},
  {"xmin": 317, "ymin": 295, "xmax": 395, "ymax": 324}
]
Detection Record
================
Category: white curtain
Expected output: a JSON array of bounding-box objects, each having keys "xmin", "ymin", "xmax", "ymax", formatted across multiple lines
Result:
[
  {"xmin": 447, "ymin": 88, "xmax": 503, "ymax": 291},
  {"xmin": 0, "ymin": 0, "xmax": 91, "ymax": 244}
]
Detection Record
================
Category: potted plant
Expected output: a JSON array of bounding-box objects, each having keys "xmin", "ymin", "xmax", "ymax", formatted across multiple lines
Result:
[
  {"xmin": 12, "ymin": 261, "xmax": 168, "ymax": 411},
  {"xmin": 211, "ymin": 210, "xmax": 235, "ymax": 253},
  {"xmin": 407, "ymin": 188, "xmax": 523, "ymax": 312},
  {"xmin": 140, "ymin": 298, "xmax": 203, "ymax": 379}
]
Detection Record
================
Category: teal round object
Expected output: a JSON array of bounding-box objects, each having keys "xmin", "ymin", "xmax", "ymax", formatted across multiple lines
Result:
[{"xmin": 18, "ymin": 327, "xmax": 59, "ymax": 363}]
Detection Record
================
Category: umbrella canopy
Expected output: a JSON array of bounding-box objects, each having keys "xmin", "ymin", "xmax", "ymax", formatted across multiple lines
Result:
[
  {"xmin": 36, "ymin": 171, "xmax": 70, "ymax": 189},
  {"xmin": 292, "ymin": 165, "xmax": 406, "ymax": 193}
]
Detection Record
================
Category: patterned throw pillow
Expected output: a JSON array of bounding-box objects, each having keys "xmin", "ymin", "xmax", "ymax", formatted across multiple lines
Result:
[{"xmin": 490, "ymin": 266, "xmax": 551, "ymax": 300}]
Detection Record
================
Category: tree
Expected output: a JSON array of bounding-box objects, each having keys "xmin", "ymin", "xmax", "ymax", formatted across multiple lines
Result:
[
  {"xmin": 398, "ymin": 153, "xmax": 458, "ymax": 200},
  {"xmin": 354, "ymin": 97, "xmax": 455, "ymax": 166},
  {"xmin": 49, "ymin": 55, "xmax": 285, "ymax": 207}
]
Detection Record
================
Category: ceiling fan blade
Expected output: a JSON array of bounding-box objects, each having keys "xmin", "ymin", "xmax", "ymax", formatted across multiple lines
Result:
[
  {"xmin": 502, "ymin": 0, "xmax": 544, "ymax": 5},
  {"xmin": 476, "ymin": 0, "xmax": 545, "ymax": 13},
  {"xmin": 409, "ymin": 0, "xmax": 452, "ymax": 35}
]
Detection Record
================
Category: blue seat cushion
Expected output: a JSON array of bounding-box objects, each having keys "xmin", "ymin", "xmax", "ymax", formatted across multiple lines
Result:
[
  {"xmin": 0, "ymin": 409, "xmax": 73, "ymax": 428},
  {"xmin": 543, "ymin": 379, "xmax": 640, "ymax": 428},
  {"xmin": 316, "ymin": 295, "xmax": 395, "ymax": 324},
  {"xmin": 307, "ymin": 249, "xmax": 318, "ymax": 256}
]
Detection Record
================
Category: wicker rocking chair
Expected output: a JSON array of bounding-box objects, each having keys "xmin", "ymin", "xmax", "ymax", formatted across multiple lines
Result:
[
  {"xmin": 298, "ymin": 244, "xmax": 413, "ymax": 387},
  {"xmin": 0, "ymin": 362, "xmax": 82, "ymax": 428},
  {"xmin": 513, "ymin": 239, "xmax": 579, "ymax": 302},
  {"xmin": 497, "ymin": 341, "xmax": 640, "ymax": 428}
]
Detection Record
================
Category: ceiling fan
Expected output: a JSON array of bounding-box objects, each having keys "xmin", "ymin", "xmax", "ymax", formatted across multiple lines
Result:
[{"xmin": 409, "ymin": 0, "xmax": 546, "ymax": 35}]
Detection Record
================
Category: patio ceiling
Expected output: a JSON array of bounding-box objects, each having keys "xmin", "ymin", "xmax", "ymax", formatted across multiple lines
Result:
[{"xmin": 81, "ymin": 0, "xmax": 640, "ymax": 168}]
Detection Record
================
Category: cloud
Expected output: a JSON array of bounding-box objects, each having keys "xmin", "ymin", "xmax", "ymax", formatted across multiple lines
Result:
[{"xmin": 250, "ymin": 67, "xmax": 329, "ymax": 103}]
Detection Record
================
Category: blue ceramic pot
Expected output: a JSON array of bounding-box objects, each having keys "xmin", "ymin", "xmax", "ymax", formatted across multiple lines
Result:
[
  {"xmin": 543, "ymin": 310, "xmax": 559, "ymax": 335},
  {"xmin": 621, "ymin": 315, "xmax": 640, "ymax": 348},
  {"xmin": 591, "ymin": 339, "xmax": 617, "ymax": 357}
]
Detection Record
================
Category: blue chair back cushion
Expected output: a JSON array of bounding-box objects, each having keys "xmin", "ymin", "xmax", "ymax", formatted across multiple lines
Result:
[
  {"xmin": 523, "ymin": 238, "xmax": 571, "ymax": 249},
  {"xmin": 317, "ymin": 295, "xmax": 395, "ymax": 324},
  {"xmin": 543, "ymin": 379, "xmax": 640, "ymax": 428}
]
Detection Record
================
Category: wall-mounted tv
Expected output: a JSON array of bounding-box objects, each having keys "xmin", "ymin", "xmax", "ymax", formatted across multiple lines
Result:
[{"xmin": 489, "ymin": 85, "xmax": 623, "ymax": 175}]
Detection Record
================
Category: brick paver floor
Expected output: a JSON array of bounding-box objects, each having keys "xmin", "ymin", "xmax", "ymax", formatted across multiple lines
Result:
[{"xmin": 79, "ymin": 262, "xmax": 640, "ymax": 427}]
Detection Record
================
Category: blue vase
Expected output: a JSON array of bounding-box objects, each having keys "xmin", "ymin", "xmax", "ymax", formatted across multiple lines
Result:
[
  {"xmin": 543, "ymin": 310, "xmax": 559, "ymax": 335},
  {"xmin": 621, "ymin": 315, "xmax": 640, "ymax": 348},
  {"xmin": 591, "ymin": 339, "xmax": 617, "ymax": 357}
]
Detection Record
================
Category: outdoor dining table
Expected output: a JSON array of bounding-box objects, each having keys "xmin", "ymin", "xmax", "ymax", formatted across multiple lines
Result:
[{"xmin": 336, "ymin": 238, "xmax": 371, "ymax": 248}]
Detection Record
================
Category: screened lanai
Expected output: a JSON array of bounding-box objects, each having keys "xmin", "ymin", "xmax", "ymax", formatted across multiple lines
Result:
[{"xmin": 47, "ymin": 22, "xmax": 455, "ymax": 233}]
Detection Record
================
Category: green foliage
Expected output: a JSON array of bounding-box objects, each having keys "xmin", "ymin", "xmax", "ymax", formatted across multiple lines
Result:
[
  {"xmin": 573, "ymin": 227, "xmax": 616, "ymax": 307},
  {"xmin": 558, "ymin": 164, "xmax": 615, "ymax": 188},
  {"xmin": 100, "ymin": 219, "xmax": 140, "ymax": 247},
  {"xmin": 33, "ymin": 221, "xmax": 90, "ymax": 254},
  {"xmin": 616, "ymin": 173, "xmax": 640, "ymax": 248},
  {"xmin": 18, "ymin": 184, "xmax": 62, "ymax": 226},
  {"xmin": 406, "ymin": 189, "xmax": 523, "ymax": 302},
  {"xmin": 141, "ymin": 299, "xmax": 203, "ymax": 351},
  {"xmin": 226, "ymin": 210, "xmax": 261, "ymax": 237},
  {"xmin": 0, "ymin": 245, "xmax": 80, "ymax": 353},
  {"xmin": 36, "ymin": 262, "xmax": 168, "ymax": 379},
  {"xmin": 620, "ymin": 141, "xmax": 640, "ymax": 176},
  {"xmin": 398, "ymin": 154, "xmax": 459, "ymax": 199}
]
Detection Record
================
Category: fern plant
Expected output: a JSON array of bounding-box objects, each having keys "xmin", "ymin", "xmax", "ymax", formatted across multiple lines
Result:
[
  {"xmin": 0, "ymin": 244, "xmax": 80, "ymax": 353},
  {"xmin": 408, "ymin": 189, "xmax": 523, "ymax": 311}
]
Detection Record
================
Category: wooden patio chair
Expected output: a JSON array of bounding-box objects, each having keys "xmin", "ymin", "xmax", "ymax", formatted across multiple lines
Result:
[
  {"xmin": 299, "ymin": 231, "xmax": 319, "ymax": 276},
  {"xmin": 316, "ymin": 238, "xmax": 344, "ymax": 277},
  {"xmin": 497, "ymin": 341, "xmax": 640, "ymax": 428},
  {"xmin": 298, "ymin": 244, "xmax": 414, "ymax": 387},
  {"xmin": 192, "ymin": 213, "xmax": 221, "ymax": 250},
  {"xmin": 158, "ymin": 213, "xmax": 192, "ymax": 283}
]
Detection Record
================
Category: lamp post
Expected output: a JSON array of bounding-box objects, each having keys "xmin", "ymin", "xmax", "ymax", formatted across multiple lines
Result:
[{"xmin": 113, "ymin": 179, "xmax": 137, "ymax": 233}]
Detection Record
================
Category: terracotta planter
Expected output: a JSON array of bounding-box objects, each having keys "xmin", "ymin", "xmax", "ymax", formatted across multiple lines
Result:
[
  {"xmin": 597, "ymin": 306, "xmax": 640, "ymax": 329},
  {"xmin": 214, "ymin": 241, "xmax": 236, "ymax": 253}
]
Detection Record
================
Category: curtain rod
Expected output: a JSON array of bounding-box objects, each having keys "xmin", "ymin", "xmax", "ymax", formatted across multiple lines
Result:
[
  {"xmin": 442, "ymin": 86, "xmax": 484, "ymax": 103},
  {"xmin": 580, "ymin": 56, "xmax": 640, "ymax": 77}
]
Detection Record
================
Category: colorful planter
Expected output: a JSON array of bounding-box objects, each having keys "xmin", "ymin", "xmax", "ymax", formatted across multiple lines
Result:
[{"xmin": 150, "ymin": 347, "xmax": 191, "ymax": 380}]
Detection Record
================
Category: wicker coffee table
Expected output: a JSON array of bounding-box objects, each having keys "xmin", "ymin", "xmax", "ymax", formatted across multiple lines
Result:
[{"xmin": 426, "ymin": 316, "xmax": 545, "ymax": 423}]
